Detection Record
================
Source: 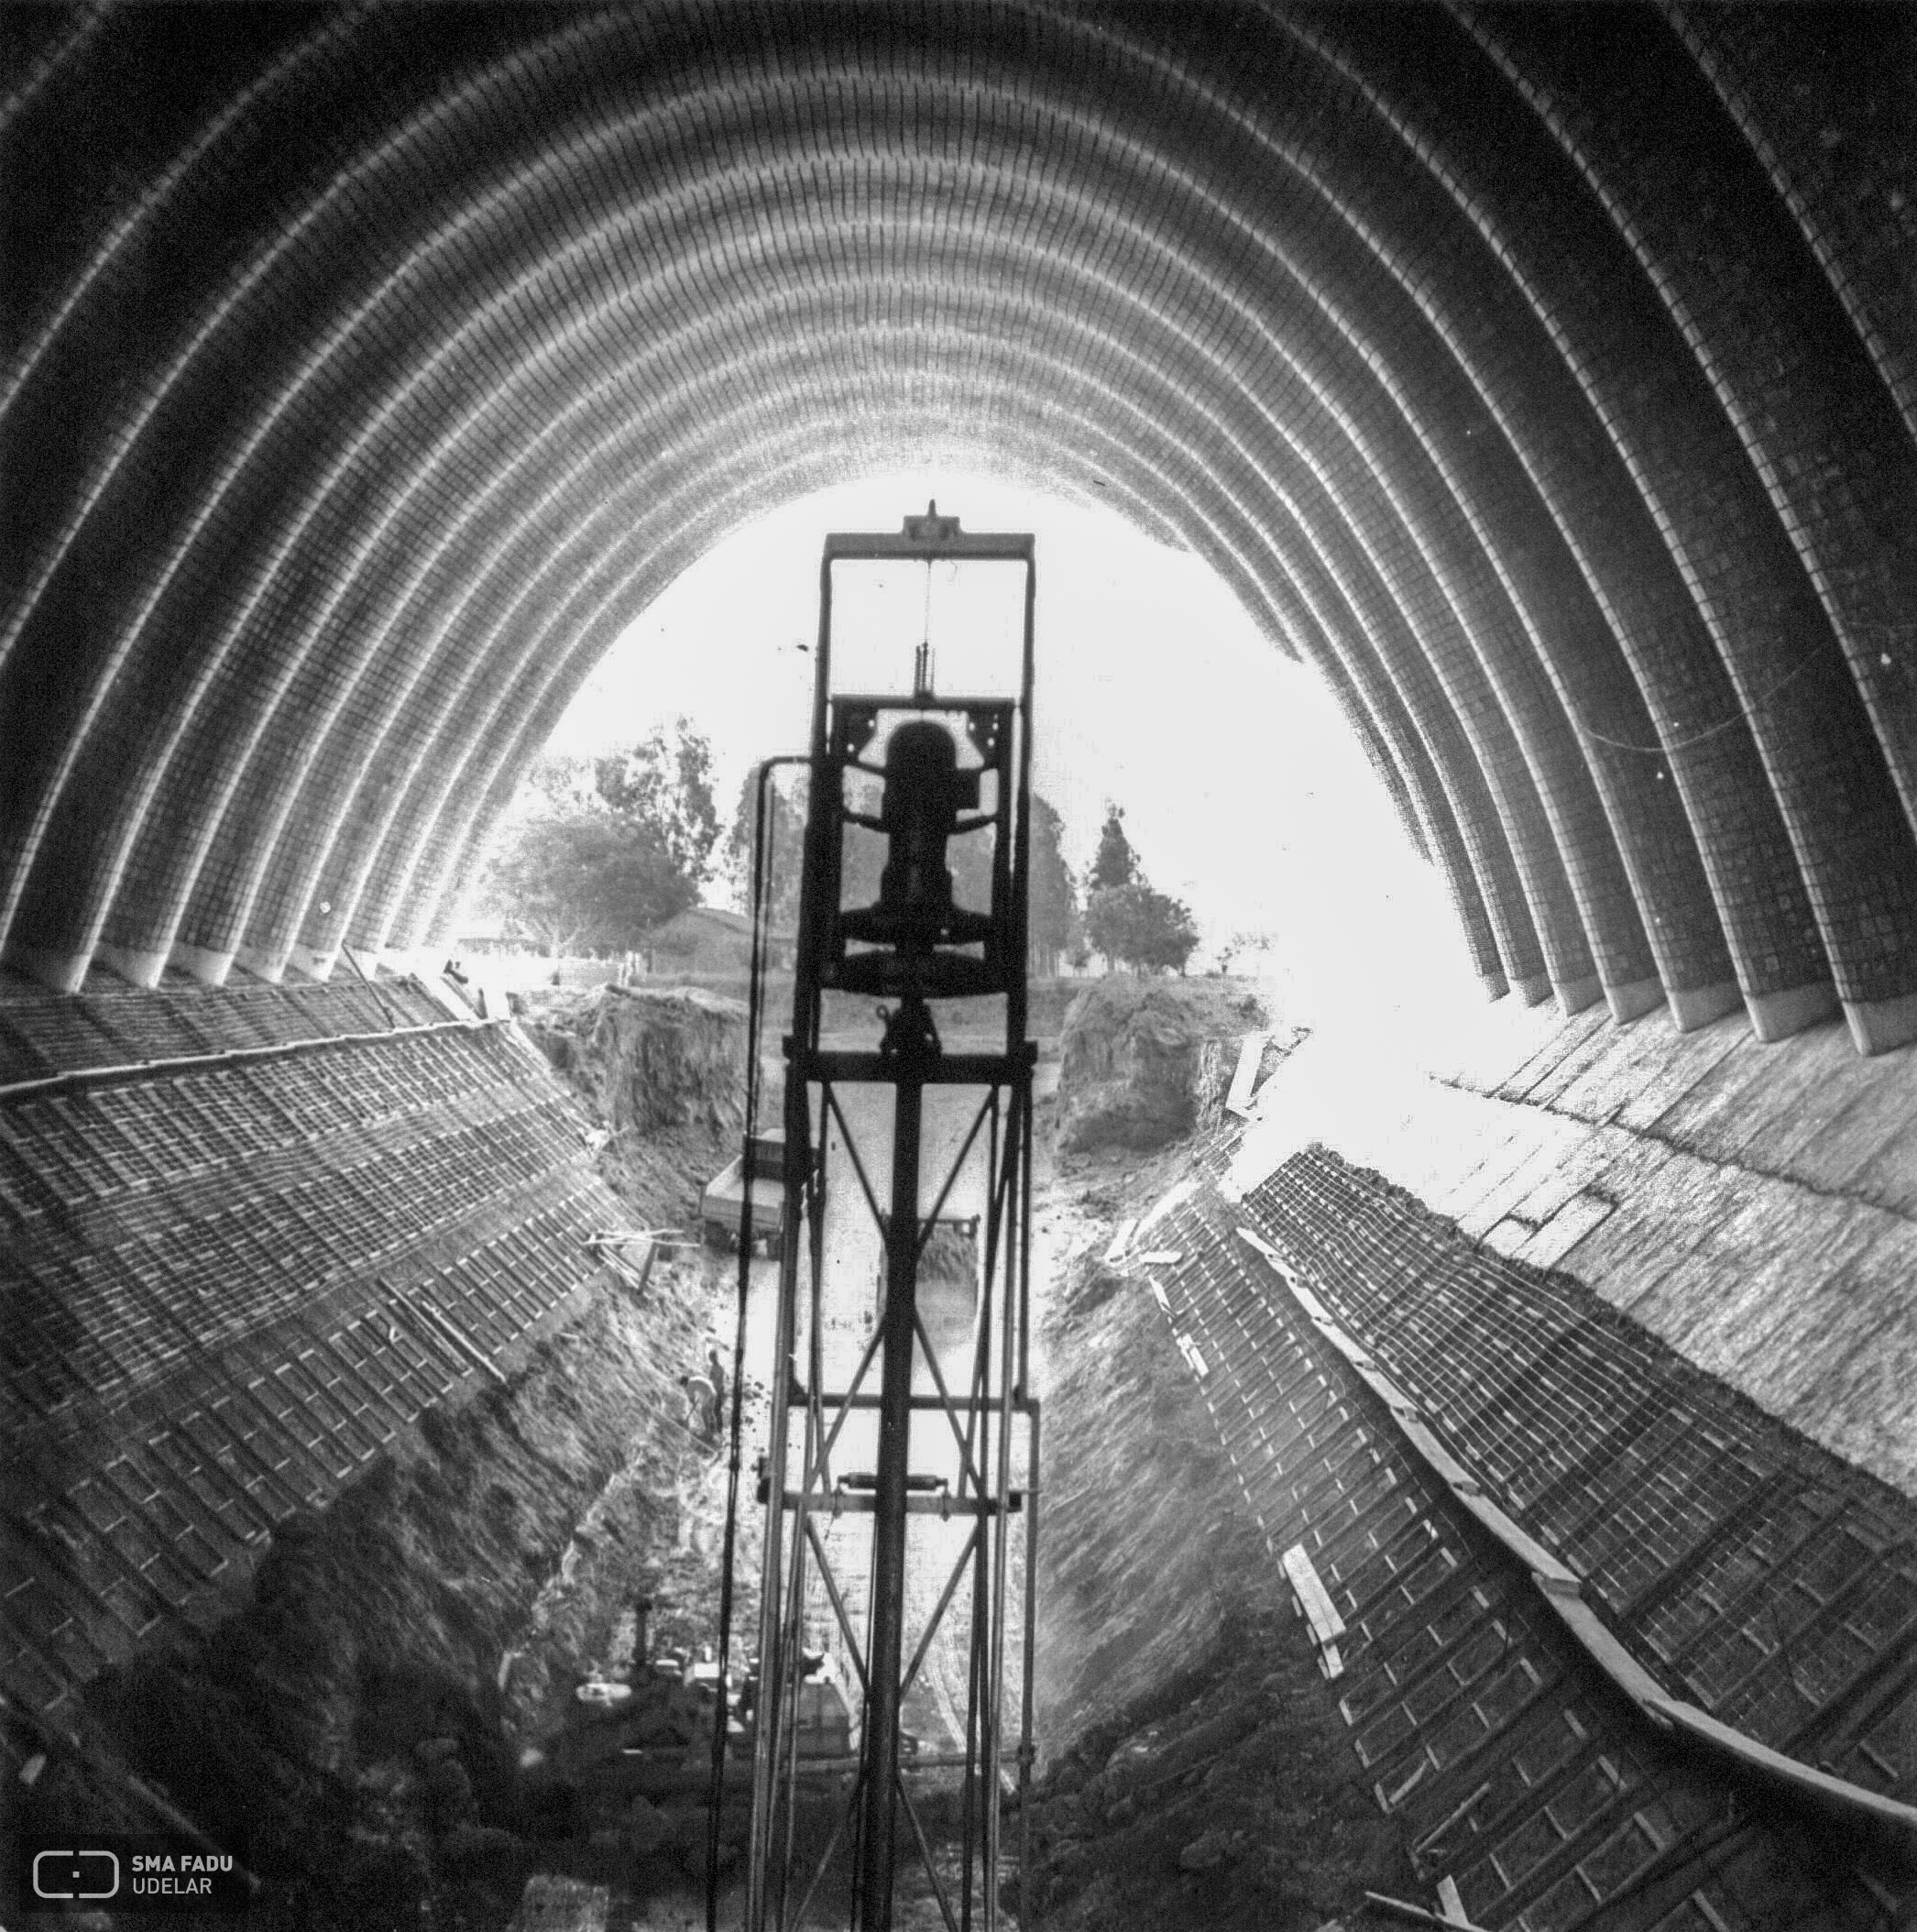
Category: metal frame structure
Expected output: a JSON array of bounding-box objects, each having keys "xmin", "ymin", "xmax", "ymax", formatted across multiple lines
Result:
[{"xmin": 746, "ymin": 509, "xmax": 1040, "ymax": 1932}]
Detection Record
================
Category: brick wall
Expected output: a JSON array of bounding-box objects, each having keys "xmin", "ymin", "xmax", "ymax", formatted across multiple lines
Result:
[
  {"xmin": 1, "ymin": 5, "xmax": 1912, "ymax": 1047},
  {"xmin": 0, "ymin": 975, "xmax": 639, "ymax": 1718}
]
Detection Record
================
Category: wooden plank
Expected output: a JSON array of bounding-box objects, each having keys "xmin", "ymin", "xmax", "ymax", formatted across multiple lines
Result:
[
  {"xmin": 1280, "ymin": 1542, "xmax": 1347, "ymax": 1643},
  {"xmin": 1135, "ymin": 1179, "xmax": 1196, "ymax": 1241},
  {"xmin": 1533, "ymin": 1576, "xmax": 1671, "ymax": 1707},
  {"xmin": 1648, "ymin": 1694, "xmax": 1917, "ymax": 1839},
  {"xmin": 1225, "ymin": 1033, "xmax": 1268, "ymax": 1117},
  {"xmin": 1363, "ymin": 1889, "xmax": 1493, "ymax": 1932},
  {"xmin": 1452, "ymin": 1493, "xmax": 1579, "ymax": 1587},
  {"xmin": 1235, "ymin": 1224, "xmax": 1286, "ymax": 1271}
]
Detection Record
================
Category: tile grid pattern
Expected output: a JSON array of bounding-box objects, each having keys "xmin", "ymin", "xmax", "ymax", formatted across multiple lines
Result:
[
  {"xmin": 1, "ymin": 7, "xmax": 1912, "ymax": 1044},
  {"xmin": 0, "ymin": 985, "xmax": 632, "ymax": 1718},
  {"xmin": 1239, "ymin": 1143, "xmax": 1917, "ymax": 1814},
  {"xmin": 1145, "ymin": 1187, "xmax": 1912, "ymax": 1928}
]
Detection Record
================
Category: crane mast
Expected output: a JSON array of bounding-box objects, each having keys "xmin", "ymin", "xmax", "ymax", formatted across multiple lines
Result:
[{"xmin": 744, "ymin": 507, "xmax": 1040, "ymax": 1930}]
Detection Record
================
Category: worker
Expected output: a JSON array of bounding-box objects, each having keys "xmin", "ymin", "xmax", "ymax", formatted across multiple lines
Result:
[
  {"xmin": 707, "ymin": 1346, "xmax": 728, "ymax": 1436},
  {"xmin": 678, "ymin": 1372, "xmax": 715, "ymax": 1436}
]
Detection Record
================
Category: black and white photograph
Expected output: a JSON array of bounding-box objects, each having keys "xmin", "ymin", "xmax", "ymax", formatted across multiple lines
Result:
[{"xmin": 0, "ymin": 5, "xmax": 1912, "ymax": 1929}]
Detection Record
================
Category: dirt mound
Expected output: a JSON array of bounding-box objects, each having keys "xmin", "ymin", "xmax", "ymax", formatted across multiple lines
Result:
[
  {"xmin": 518, "ymin": 985, "xmax": 749, "ymax": 1229},
  {"xmin": 1055, "ymin": 979, "xmax": 1268, "ymax": 1154},
  {"xmin": 1020, "ymin": 1606, "xmax": 1411, "ymax": 1931}
]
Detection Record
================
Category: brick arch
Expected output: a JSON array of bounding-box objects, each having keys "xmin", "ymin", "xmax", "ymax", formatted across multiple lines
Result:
[
  {"xmin": 1327, "ymin": 8, "xmax": 1917, "ymax": 1032},
  {"xmin": 378, "ymin": 392, "xmax": 1517, "ymax": 989},
  {"xmin": 1, "ymin": 1, "xmax": 1911, "ymax": 1051},
  {"xmin": 1466, "ymin": 5, "xmax": 1917, "ymax": 833},
  {"xmin": 46, "ymin": 123, "xmax": 1584, "ymax": 989},
  {"xmin": 339, "ymin": 319, "xmax": 1557, "ymax": 997},
  {"xmin": 276, "ymin": 285, "xmax": 1576, "ymax": 996}
]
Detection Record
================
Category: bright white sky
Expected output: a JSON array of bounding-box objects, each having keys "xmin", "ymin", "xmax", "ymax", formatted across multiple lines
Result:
[{"xmin": 540, "ymin": 469, "xmax": 1484, "ymax": 1040}]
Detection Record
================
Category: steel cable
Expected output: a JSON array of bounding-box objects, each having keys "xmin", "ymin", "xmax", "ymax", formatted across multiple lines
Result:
[{"xmin": 707, "ymin": 753, "xmax": 805, "ymax": 1930}]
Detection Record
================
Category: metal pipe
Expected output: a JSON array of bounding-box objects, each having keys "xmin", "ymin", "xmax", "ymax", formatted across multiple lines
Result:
[
  {"xmin": 1018, "ymin": 1399, "xmax": 1040, "ymax": 1929},
  {"xmin": 982, "ymin": 1094, "xmax": 1024, "ymax": 1930},
  {"xmin": 0, "ymin": 1010, "xmax": 498, "ymax": 1106},
  {"xmin": 745, "ymin": 1048, "xmax": 810, "ymax": 1929},
  {"xmin": 856, "ymin": 1034, "xmax": 927, "ymax": 1928}
]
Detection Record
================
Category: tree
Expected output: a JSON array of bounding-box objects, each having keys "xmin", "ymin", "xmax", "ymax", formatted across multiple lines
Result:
[
  {"xmin": 1216, "ymin": 928, "xmax": 1275, "ymax": 976},
  {"xmin": 1085, "ymin": 882, "xmax": 1201, "ymax": 976},
  {"xmin": 593, "ymin": 719, "xmax": 722, "ymax": 887},
  {"xmin": 726, "ymin": 763, "xmax": 808, "ymax": 932},
  {"xmin": 1087, "ymin": 803, "xmax": 1138, "ymax": 892},
  {"xmin": 483, "ymin": 721, "xmax": 722, "ymax": 953},
  {"xmin": 1079, "ymin": 800, "xmax": 1198, "ymax": 974},
  {"xmin": 523, "ymin": 752, "xmax": 594, "ymax": 812},
  {"xmin": 484, "ymin": 807, "xmax": 690, "ymax": 955},
  {"xmin": 1027, "ymin": 794, "xmax": 1081, "ymax": 974}
]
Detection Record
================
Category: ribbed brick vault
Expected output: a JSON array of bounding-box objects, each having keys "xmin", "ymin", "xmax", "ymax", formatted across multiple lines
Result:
[{"xmin": 2, "ymin": 4, "xmax": 1912, "ymax": 1048}]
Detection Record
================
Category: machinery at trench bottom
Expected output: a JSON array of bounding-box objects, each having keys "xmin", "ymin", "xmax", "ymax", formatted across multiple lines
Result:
[{"xmin": 710, "ymin": 506, "xmax": 1042, "ymax": 1932}]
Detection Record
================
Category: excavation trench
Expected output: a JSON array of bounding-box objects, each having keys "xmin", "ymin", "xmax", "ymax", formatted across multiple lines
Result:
[
  {"xmin": 498, "ymin": 975, "xmax": 1411, "ymax": 1931},
  {"xmin": 36, "ymin": 978, "xmax": 1407, "ymax": 1932}
]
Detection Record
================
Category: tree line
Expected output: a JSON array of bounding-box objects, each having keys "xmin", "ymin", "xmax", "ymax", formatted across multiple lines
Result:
[
  {"xmin": 479, "ymin": 722, "xmax": 724, "ymax": 956},
  {"xmin": 479, "ymin": 723, "xmax": 1202, "ymax": 976},
  {"xmin": 1080, "ymin": 805, "xmax": 1200, "ymax": 974},
  {"xmin": 730, "ymin": 764, "xmax": 1082, "ymax": 975}
]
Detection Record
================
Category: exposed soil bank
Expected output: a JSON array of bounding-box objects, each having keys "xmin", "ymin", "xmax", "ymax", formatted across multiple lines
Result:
[
  {"xmin": 1023, "ymin": 1608, "xmax": 1410, "ymax": 1930},
  {"xmin": 1034, "ymin": 1149, "xmax": 1265, "ymax": 1744},
  {"xmin": 11, "ymin": 975, "xmax": 1372, "ymax": 1931},
  {"xmin": 1018, "ymin": 975, "xmax": 1416, "ymax": 1928},
  {"xmin": 1022, "ymin": 1153, "xmax": 1416, "ymax": 1928},
  {"xmin": 7, "ymin": 989, "xmax": 753, "ymax": 1932},
  {"xmin": 1054, "ymin": 979, "xmax": 1269, "ymax": 1154},
  {"xmin": 23, "ymin": 1268, "xmax": 721, "ymax": 1932},
  {"xmin": 517, "ymin": 984, "xmax": 750, "ymax": 1229}
]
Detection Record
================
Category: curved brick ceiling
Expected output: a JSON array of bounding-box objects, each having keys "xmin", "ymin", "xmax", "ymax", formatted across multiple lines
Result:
[{"xmin": 1, "ymin": 4, "xmax": 1912, "ymax": 1051}]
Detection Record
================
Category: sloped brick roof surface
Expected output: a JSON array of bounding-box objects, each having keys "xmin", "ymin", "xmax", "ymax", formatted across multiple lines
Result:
[{"xmin": 1, "ymin": 3, "xmax": 1912, "ymax": 1048}]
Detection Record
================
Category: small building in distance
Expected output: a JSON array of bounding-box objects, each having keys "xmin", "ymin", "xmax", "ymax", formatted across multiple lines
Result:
[
  {"xmin": 638, "ymin": 905, "xmax": 787, "ymax": 976},
  {"xmin": 446, "ymin": 909, "xmax": 518, "ymax": 956}
]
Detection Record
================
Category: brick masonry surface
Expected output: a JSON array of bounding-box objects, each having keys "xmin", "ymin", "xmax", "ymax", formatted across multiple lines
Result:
[
  {"xmin": 1140, "ymin": 1182, "xmax": 1915, "ymax": 1929},
  {"xmin": 1232, "ymin": 1004, "xmax": 1917, "ymax": 1494},
  {"xmin": 0, "ymin": 973, "xmax": 636, "ymax": 1718},
  {"xmin": 1, "ymin": 5, "xmax": 1913, "ymax": 1047}
]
